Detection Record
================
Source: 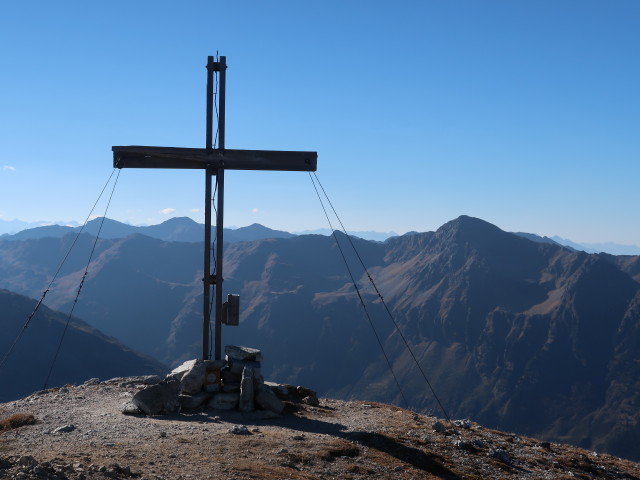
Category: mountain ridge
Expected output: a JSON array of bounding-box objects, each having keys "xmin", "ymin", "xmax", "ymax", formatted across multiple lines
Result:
[
  {"xmin": 4, "ymin": 216, "xmax": 638, "ymax": 254},
  {"xmin": 1, "ymin": 217, "xmax": 295, "ymax": 243}
]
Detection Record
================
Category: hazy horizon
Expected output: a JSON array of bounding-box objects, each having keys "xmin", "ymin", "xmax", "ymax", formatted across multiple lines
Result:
[{"xmin": 2, "ymin": 215, "xmax": 640, "ymax": 255}]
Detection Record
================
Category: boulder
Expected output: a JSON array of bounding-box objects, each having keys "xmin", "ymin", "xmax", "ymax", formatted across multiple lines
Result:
[
  {"xmin": 227, "ymin": 358, "xmax": 261, "ymax": 376},
  {"xmin": 267, "ymin": 383, "xmax": 318, "ymax": 405},
  {"xmin": 296, "ymin": 386, "xmax": 317, "ymax": 399},
  {"xmin": 179, "ymin": 361, "xmax": 206, "ymax": 394},
  {"xmin": 221, "ymin": 367, "xmax": 242, "ymax": 384},
  {"xmin": 302, "ymin": 395, "xmax": 320, "ymax": 407},
  {"xmin": 132, "ymin": 382, "xmax": 180, "ymax": 415},
  {"xmin": 204, "ymin": 383, "xmax": 221, "ymax": 393},
  {"xmin": 179, "ymin": 392, "xmax": 211, "ymax": 410},
  {"xmin": 255, "ymin": 385, "xmax": 284, "ymax": 414},
  {"xmin": 266, "ymin": 381, "xmax": 289, "ymax": 399},
  {"xmin": 208, "ymin": 392, "xmax": 239, "ymax": 410},
  {"xmin": 167, "ymin": 359, "xmax": 198, "ymax": 382},
  {"xmin": 253, "ymin": 370, "xmax": 265, "ymax": 387},
  {"xmin": 203, "ymin": 359, "xmax": 227, "ymax": 370},
  {"xmin": 228, "ymin": 425, "xmax": 251, "ymax": 435},
  {"xmin": 225, "ymin": 345, "xmax": 263, "ymax": 362},
  {"xmin": 239, "ymin": 366, "xmax": 255, "ymax": 412},
  {"xmin": 433, "ymin": 421, "xmax": 447, "ymax": 433}
]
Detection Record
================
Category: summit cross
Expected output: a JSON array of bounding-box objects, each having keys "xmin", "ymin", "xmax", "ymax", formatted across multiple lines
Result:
[{"xmin": 112, "ymin": 55, "xmax": 318, "ymax": 361}]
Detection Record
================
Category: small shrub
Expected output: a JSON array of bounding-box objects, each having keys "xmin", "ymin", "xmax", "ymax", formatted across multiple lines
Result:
[{"xmin": 0, "ymin": 413, "xmax": 36, "ymax": 431}]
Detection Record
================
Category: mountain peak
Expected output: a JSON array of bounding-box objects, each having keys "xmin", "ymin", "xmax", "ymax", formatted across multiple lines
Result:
[
  {"xmin": 159, "ymin": 216, "xmax": 197, "ymax": 224},
  {"xmin": 228, "ymin": 223, "xmax": 295, "ymax": 241},
  {"xmin": 438, "ymin": 215, "xmax": 504, "ymax": 237}
]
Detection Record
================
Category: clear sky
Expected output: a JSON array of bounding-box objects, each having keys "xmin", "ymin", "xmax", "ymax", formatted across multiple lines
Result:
[{"xmin": 0, "ymin": 1, "xmax": 638, "ymax": 245}]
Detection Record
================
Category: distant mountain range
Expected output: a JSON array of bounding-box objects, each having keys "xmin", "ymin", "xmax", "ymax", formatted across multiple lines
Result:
[
  {"xmin": 0, "ymin": 219, "xmax": 81, "ymax": 235},
  {"xmin": 0, "ymin": 217, "xmax": 294, "ymax": 243},
  {"xmin": 2, "ymin": 216, "xmax": 638, "ymax": 254},
  {"xmin": 0, "ymin": 289, "xmax": 166, "ymax": 402},
  {"xmin": 514, "ymin": 231, "xmax": 640, "ymax": 256},
  {"xmin": 1, "ymin": 215, "xmax": 640, "ymax": 459},
  {"xmin": 294, "ymin": 228, "xmax": 399, "ymax": 242}
]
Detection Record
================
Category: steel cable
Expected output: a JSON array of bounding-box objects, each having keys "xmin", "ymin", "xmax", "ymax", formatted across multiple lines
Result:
[
  {"xmin": 43, "ymin": 169, "xmax": 121, "ymax": 388},
  {"xmin": 310, "ymin": 172, "xmax": 451, "ymax": 422},
  {"xmin": 0, "ymin": 169, "xmax": 118, "ymax": 373},
  {"xmin": 309, "ymin": 173, "xmax": 409, "ymax": 408}
]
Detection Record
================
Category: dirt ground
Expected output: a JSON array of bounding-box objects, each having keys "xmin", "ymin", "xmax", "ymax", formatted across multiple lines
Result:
[{"xmin": 1, "ymin": 377, "xmax": 640, "ymax": 480}]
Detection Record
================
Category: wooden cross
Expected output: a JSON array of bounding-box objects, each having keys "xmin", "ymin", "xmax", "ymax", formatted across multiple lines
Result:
[{"xmin": 112, "ymin": 56, "xmax": 317, "ymax": 361}]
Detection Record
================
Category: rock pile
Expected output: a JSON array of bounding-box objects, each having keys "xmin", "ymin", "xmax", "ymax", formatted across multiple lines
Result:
[{"xmin": 125, "ymin": 345, "xmax": 318, "ymax": 416}]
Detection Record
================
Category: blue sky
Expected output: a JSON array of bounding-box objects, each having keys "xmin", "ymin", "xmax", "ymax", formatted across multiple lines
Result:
[{"xmin": 0, "ymin": 1, "xmax": 638, "ymax": 245}]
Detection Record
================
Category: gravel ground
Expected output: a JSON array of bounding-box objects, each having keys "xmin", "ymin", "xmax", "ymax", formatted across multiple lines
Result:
[{"xmin": 2, "ymin": 377, "xmax": 640, "ymax": 480}]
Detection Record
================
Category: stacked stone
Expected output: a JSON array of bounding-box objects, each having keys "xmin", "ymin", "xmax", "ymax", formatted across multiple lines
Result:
[{"xmin": 130, "ymin": 345, "xmax": 287, "ymax": 415}]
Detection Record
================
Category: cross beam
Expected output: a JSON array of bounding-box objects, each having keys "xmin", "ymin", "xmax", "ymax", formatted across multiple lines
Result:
[
  {"xmin": 113, "ymin": 146, "xmax": 317, "ymax": 171},
  {"xmin": 112, "ymin": 55, "xmax": 317, "ymax": 361}
]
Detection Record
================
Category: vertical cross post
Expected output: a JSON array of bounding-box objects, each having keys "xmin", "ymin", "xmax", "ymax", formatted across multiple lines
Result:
[
  {"xmin": 202, "ymin": 57, "xmax": 214, "ymax": 360},
  {"xmin": 214, "ymin": 56, "xmax": 227, "ymax": 361},
  {"xmin": 204, "ymin": 56, "xmax": 227, "ymax": 361}
]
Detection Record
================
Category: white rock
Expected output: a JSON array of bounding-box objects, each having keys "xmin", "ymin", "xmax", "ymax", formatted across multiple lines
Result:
[
  {"xmin": 453, "ymin": 419, "xmax": 472, "ymax": 429},
  {"xmin": 167, "ymin": 359, "xmax": 199, "ymax": 382},
  {"xmin": 52, "ymin": 425, "xmax": 76, "ymax": 434},
  {"xmin": 179, "ymin": 361, "xmax": 206, "ymax": 394},
  {"xmin": 121, "ymin": 402, "xmax": 141, "ymax": 415}
]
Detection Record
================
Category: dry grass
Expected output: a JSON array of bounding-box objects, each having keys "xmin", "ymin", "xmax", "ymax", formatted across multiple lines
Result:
[
  {"xmin": 233, "ymin": 458, "xmax": 319, "ymax": 480},
  {"xmin": 318, "ymin": 440, "xmax": 361, "ymax": 461},
  {"xmin": 0, "ymin": 413, "xmax": 36, "ymax": 432}
]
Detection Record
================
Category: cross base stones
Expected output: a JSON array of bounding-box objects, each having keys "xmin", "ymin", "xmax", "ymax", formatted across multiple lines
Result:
[{"xmin": 126, "ymin": 345, "xmax": 318, "ymax": 416}]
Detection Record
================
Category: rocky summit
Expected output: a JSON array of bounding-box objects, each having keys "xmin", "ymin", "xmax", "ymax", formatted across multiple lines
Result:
[{"xmin": 2, "ymin": 375, "xmax": 640, "ymax": 479}]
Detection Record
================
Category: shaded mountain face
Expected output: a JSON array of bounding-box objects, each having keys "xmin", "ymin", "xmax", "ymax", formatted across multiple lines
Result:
[
  {"xmin": 0, "ymin": 289, "xmax": 167, "ymax": 402},
  {"xmin": 363, "ymin": 217, "xmax": 640, "ymax": 461},
  {"xmin": 0, "ymin": 215, "xmax": 639, "ymax": 460},
  {"xmin": 4, "ymin": 217, "xmax": 295, "ymax": 243}
]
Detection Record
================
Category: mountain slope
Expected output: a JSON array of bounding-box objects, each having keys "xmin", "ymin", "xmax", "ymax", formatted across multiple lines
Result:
[
  {"xmin": 0, "ymin": 289, "xmax": 166, "ymax": 402},
  {"xmin": 349, "ymin": 217, "xmax": 640, "ymax": 459},
  {"xmin": 1, "ymin": 216, "xmax": 640, "ymax": 459}
]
